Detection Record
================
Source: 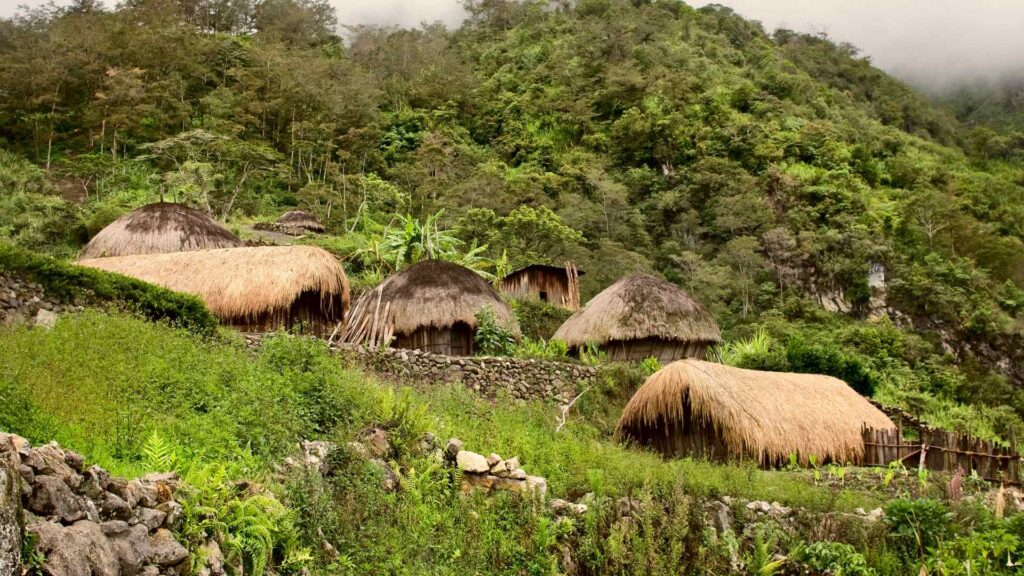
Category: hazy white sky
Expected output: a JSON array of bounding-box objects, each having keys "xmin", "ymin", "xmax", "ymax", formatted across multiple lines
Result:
[{"xmin": 2, "ymin": 0, "xmax": 1022, "ymax": 88}]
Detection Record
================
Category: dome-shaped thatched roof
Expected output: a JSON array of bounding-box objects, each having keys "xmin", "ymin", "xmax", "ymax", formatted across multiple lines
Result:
[
  {"xmin": 79, "ymin": 202, "xmax": 243, "ymax": 259},
  {"xmin": 276, "ymin": 210, "xmax": 325, "ymax": 233},
  {"xmin": 553, "ymin": 274, "xmax": 720, "ymax": 348},
  {"xmin": 616, "ymin": 359, "xmax": 895, "ymax": 465},
  {"xmin": 343, "ymin": 259, "xmax": 520, "ymax": 346}
]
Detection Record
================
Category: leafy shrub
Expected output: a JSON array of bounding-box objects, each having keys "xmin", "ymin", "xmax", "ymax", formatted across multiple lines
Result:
[
  {"xmin": 473, "ymin": 305, "xmax": 516, "ymax": 356},
  {"xmin": 512, "ymin": 337, "xmax": 570, "ymax": 360},
  {"xmin": 638, "ymin": 356, "xmax": 662, "ymax": 376},
  {"xmin": 510, "ymin": 299, "xmax": 573, "ymax": 340},
  {"xmin": 0, "ymin": 242, "xmax": 217, "ymax": 334},
  {"xmin": 883, "ymin": 498, "xmax": 953, "ymax": 559},
  {"xmin": 796, "ymin": 541, "xmax": 875, "ymax": 576},
  {"xmin": 786, "ymin": 337, "xmax": 876, "ymax": 395}
]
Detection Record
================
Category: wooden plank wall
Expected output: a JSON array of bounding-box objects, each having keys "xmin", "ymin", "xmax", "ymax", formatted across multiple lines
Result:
[{"xmin": 862, "ymin": 426, "xmax": 1020, "ymax": 484}]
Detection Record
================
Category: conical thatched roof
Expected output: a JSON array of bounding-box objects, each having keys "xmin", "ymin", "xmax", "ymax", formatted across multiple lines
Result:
[
  {"xmin": 553, "ymin": 274, "xmax": 720, "ymax": 348},
  {"xmin": 78, "ymin": 246, "xmax": 349, "ymax": 324},
  {"xmin": 276, "ymin": 210, "xmax": 325, "ymax": 233},
  {"xmin": 79, "ymin": 202, "xmax": 243, "ymax": 259},
  {"xmin": 616, "ymin": 360, "xmax": 895, "ymax": 465},
  {"xmin": 343, "ymin": 259, "xmax": 520, "ymax": 346}
]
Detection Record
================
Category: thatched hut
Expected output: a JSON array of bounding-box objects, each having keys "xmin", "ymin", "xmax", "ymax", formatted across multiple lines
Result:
[
  {"xmin": 501, "ymin": 262, "xmax": 583, "ymax": 311},
  {"xmin": 79, "ymin": 202, "xmax": 243, "ymax": 259},
  {"xmin": 552, "ymin": 274, "xmax": 720, "ymax": 363},
  {"xmin": 342, "ymin": 259, "xmax": 520, "ymax": 355},
  {"xmin": 276, "ymin": 210, "xmax": 325, "ymax": 235},
  {"xmin": 616, "ymin": 359, "xmax": 895, "ymax": 465},
  {"xmin": 79, "ymin": 246, "xmax": 349, "ymax": 335}
]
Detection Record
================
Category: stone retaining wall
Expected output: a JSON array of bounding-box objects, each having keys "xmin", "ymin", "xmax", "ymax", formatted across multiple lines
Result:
[
  {"xmin": 331, "ymin": 343, "xmax": 595, "ymax": 404},
  {"xmin": 0, "ymin": 272, "xmax": 85, "ymax": 326},
  {"xmin": 242, "ymin": 334, "xmax": 596, "ymax": 404}
]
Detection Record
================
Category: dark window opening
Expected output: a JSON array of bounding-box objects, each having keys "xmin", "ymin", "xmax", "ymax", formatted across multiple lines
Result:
[{"xmin": 539, "ymin": 291, "xmax": 548, "ymax": 302}]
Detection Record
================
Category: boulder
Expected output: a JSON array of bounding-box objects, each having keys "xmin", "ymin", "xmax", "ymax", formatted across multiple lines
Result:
[
  {"xmin": 108, "ymin": 524, "xmax": 150, "ymax": 574},
  {"xmin": 29, "ymin": 520, "xmax": 120, "ymax": 576},
  {"xmin": 197, "ymin": 539, "xmax": 225, "ymax": 576},
  {"xmin": 133, "ymin": 507, "xmax": 167, "ymax": 531},
  {"xmin": 28, "ymin": 475, "xmax": 86, "ymax": 523},
  {"xmin": 485, "ymin": 453, "xmax": 502, "ymax": 468},
  {"xmin": 33, "ymin": 308, "xmax": 57, "ymax": 329},
  {"xmin": 1, "ymin": 458, "xmax": 22, "ymax": 576},
  {"xmin": 364, "ymin": 428, "xmax": 391, "ymax": 459},
  {"xmin": 98, "ymin": 492, "xmax": 132, "ymax": 521},
  {"xmin": 157, "ymin": 501, "xmax": 183, "ymax": 530},
  {"xmin": 146, "ymin": 528, "xmax": 188, "ymax": 565},
  {"xmin": 456, "ymin": 451, "xmax": 490, "ymax": 474},
  {"xmin": 444, "ymin": 438, "xmax": 463, "ymax": 460}
]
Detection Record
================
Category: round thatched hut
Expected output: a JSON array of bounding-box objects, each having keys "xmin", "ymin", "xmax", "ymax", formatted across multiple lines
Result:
[
  {"xmin": 276, "ymin": 210, "xmax": 325, "ymax": 235},
  {"xmin": 342, "ymin": 259, "xmax": 520, "ymax": 356},
  {"xmin": 78, "ymin": 202, "xmax": 243, "ymax": 259},
  {"xmin": 78, "ymin": 246, "xmax": 349, "ymax": 336},
  {"xmin": 552, "ymin": 274, "xmax": 720, "ymax": 363},
  {"xmin": 616, "ymin": 359, "xmax": 895, "ymax": 466}
]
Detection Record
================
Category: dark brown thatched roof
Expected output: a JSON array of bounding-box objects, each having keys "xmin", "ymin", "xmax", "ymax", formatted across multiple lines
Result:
[
  {"xmin": 503, "ymin": 264, "xmax": 586, "ymax": 279},
  {"xmin": 553, "ymin": 274, "xmax": 720, "ymax": 348},
  {"xmin": 276, "ymin": 210, "xmax": 325, "ymax": 233},
  {"xmin": 616, "ymin": 359, "xmax": 895, "ymax": 465},
  {"xmin": 78, "ymin": 202, "xmax": 243, "ymax": 259},
  {"xmin": 78, "ymin": 246, "xmax": 349, "ymax": 323},
  {"xmin": 343, "ymin": 259, "xmax": 520, "ymax": 346}
]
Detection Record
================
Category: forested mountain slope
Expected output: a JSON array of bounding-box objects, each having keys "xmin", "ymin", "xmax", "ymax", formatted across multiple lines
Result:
[{"xmin": 2, "ymin": 0, "xmax": 1024, "ymax": 435}]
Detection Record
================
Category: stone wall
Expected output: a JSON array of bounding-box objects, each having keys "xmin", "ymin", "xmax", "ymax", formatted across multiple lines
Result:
[
  {"xmin": 331, "ymin": 343, "xmax": 595, "ymax": 404},
  {"xmin": 0, "ymin": 273, "xmax": 84, "ymax": 327},
  {"xmin": 243, "ymin": 334, "xmax": 596, "ymax": 404}
]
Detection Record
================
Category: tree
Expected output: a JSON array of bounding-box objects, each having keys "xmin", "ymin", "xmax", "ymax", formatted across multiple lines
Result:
[{"xmin": 718, "ymin": 235, "xmax": 766, "ymax": 318}]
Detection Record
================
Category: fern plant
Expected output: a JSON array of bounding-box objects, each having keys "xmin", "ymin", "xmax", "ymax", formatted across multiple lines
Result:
[{"xmin": 140, "ymin": 431, "xmax": 179, "ymax": 471}]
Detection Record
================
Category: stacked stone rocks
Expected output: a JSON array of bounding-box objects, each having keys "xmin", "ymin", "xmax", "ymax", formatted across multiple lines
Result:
[
  {"xmin": 331, "ymin": 343, "xmax": 596, "ymax": 404},
  {"xmin": 0, "ymin": 273, "xmax": 84, "ymax": 327},
  {"xmin": 444, "ymin": 438, "xmax": 548, "ymax": 499},
  {"xmin": 0, "ymin": 433, "xmax": 189, "ymax": 576}
]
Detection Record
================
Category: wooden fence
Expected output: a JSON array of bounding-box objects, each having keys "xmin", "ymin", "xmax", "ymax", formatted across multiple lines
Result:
[{"xmin": 862, "ymin": 425, "xmax": 1020, "ymax": 484}]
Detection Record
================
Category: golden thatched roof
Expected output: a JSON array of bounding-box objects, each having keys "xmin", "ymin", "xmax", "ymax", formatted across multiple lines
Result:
[
  {"xmin": 78, "ymin": 246, "xmax": 349, "ymax": 322},
  {"xmin": 553, "ymin": 274, "xmax": 720, "ymax": 348},
  {"xmin": 79, "ymin": 202, "xmax": 243, "ymax": 259},
  {"xmin": 616, "ymin": 359, "xmax": 895, "ymax": 464},
  {"xmin": 276, "ymin": 210, "xmax": 325, "ymax": 233},
  {"xmin": 343, "ymin": 259, "xmax": 520, "ymax": 346}
]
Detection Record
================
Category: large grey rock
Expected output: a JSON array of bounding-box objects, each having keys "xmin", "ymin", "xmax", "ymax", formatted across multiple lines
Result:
[
  {"xmin": 146, "ymin": 528, "xmax": 188, "ymax": 565},
  {"xmin": 33, "ymin": 308, "xmax": 57, "ymax": 329},
  {"xmin": 28, "ymin": 475, "xmax": 86, "ymax": 523},
  {"xmin": 28, "ymin": 443, "xmax": 81, "ymax": 490},
  {"xmin": 1, "ymin": 459, "xmax": 22, "ymax": 576},
  {"xmin": 29, "ymin": 520, "xmax": 120, "ymax": 576},
  {"xmin": 364, "ymin": 428, "xmax": 391, "ymax": 459},
  {"xmin": 455, "ymin": 451, "xmax": 489, "ymax": 474}
]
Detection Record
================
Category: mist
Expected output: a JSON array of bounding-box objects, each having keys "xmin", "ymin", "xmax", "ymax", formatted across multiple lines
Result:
[{"xmin": 2, "ymin": 0, "xmax": 1021, "ymax": 91}]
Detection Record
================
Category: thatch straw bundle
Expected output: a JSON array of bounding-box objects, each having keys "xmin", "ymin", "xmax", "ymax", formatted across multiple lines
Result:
[
  {"xmin": 553, "ymin": 274, "xmax": 720, "ymax": 348},
  {"xmin": 78, "ymin": 246, "xmax": 349, "ymax": 329},
  {"xmin": 79, "ymin": 202, "xmax": 243, "ymax": 259},
  {"xmin": 616, "ymin": 359, "xmax": 895, "ymax": 465},
  {"xmin": 343, "ymin": 259, "xmax": 520, "ymax": 347},
  {"xmin": 276, "ymin": 210, "xmax": 325, "ymax": 233}
]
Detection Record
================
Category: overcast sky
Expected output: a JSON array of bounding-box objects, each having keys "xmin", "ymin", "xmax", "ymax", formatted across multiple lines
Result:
[{"xmin": 2, "ymin": 0, "xmax": 1021, "ymax": 89}]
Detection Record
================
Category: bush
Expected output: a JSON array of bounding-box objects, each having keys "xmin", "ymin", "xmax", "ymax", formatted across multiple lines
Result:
[
  {"xmin": 510, "ymin": 299, "xmax": 573, "ymax": 340},
  {"xmin": 883, "ymin": 498, "xmax": 953, "ymax": 560},
  {"xmin": 0, "ymin": 242, "xmax": 217, "ymax": 334},
  {"xmin": 796, "ymin": 541, "xmax": 875, "ymax": 576},
  {"xmin": 785, "ymin": 337, "xmax": 876, "ymax": 395},
  {"xmin": 474, "ymin": 305, "xmax": 516, "ymax": 356}
]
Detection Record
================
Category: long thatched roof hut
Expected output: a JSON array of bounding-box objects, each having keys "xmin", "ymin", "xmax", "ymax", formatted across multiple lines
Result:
[
  {"xmin": 616, "ymin": 360, "xmax": 895, "ymax": 465},
  {"xmin": 79, "ymin": 246, "xmax": 349, "ymax": 335},
  {"xmin": 343, "ymin": 259, "xmax": 520, "ymax": 356},
  {"xmin": 276, "ymin": 210, "xmax": 325, "ymax": 234},
  {"xmin": 553, "ymin": 274, "xmax": 720, "ymax": 363},
  {"xmin": 79, "ymin": 202, "xmax": 243, "ymax": 259}
]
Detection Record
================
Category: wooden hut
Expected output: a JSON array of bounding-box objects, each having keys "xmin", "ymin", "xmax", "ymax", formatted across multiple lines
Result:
[
  {"xmin": 78, "ymin": 246, "xmax": 349, "ymax": 336},
  {"xmin": 275, "ymin": 210, "xmax": 325, "ymax": 235},
  {"xmin": 79, "ymin": 202, "xmax": 244, "ymax": 259},
  {"xmin": 342, "ymin": 259, "xmax": 520, "ymax": 355},
  {"xmin": 616, "ymin": 359, "xmax": 896, "ymax": 465},
  {"xmin": 552, "ymin": 274, "xmax": 720, "ymax": 363},
  {"xmin": 501, "ymin": 262, "xmax": 583, "ymax": 311}
]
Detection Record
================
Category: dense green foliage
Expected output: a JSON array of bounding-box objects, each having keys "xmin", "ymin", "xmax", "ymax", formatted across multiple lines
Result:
[
  {"xmin": 1, "ymin": 0, "xmax": 1023, "ymax": 435},
  {"xmin": 0, "ymin": 242, "xmax": 218, "ymax": 333}
]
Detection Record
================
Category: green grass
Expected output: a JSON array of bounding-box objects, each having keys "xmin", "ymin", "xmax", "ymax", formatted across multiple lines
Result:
[{"xmin": 0, "ymin": 310, "xmax": 881, "ymax": 514}]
